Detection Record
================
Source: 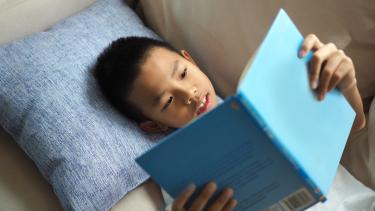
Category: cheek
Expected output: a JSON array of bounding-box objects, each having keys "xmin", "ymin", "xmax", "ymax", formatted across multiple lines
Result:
[
  {"xmin": 166, "ymin": 106, "xmax": 196, "ymax": 128},
  {"xmin": 196, "ymin": 71, "xmax": 214, "ymax": 89}
]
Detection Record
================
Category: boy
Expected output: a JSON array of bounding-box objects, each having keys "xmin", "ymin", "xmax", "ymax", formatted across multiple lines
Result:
[{"xmin": 94, "ymin": 35, "xmax": 366, "ymax": 211}]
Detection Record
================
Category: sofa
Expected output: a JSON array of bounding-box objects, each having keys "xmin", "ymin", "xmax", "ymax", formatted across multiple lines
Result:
[{"xmin": 0, "ymin": 0, "xmax": 374, "ymax": 210}]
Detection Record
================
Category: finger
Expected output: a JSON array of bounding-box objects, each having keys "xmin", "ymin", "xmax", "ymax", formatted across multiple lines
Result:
[
  {"xmin": 340, "ymin": 71, "xmax": 356, "ymax": 94},
  {"xmin": 337, "ymin": 56, "xmax": 356, "ymax": 92},
  {"xmin": 317, "ymin": 49, "xmax": 344, "ymax": 100},
  {"xmin": 299, "ymin": 34, "xmax": 324, "ymax": 58},
  {"xmin": 207, "ymin": 188, "xmax": 234, "ymax": 211},
  {"xmin": 188, "ymin": 182, "xmax": 217, "ymax": 211},
  {"xmin": 327, "ymin": 60, "xmax": 351, "ymax": 92},
  {"xmin": 172, "ymin": 184, "xmax": 196, "ymax": 211},
  {"xmin": 309, "ymin": 42, "xmax": 338, "ymax": 90},
  {"xmin": 222, "ymin": 199, "xmax": 238, "ymax": 211}
]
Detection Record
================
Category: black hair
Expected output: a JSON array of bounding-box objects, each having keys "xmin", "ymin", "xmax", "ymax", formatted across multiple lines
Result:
[{"xmin": 93, "ymin": 36, "xmax": 179, "ymax": 123}]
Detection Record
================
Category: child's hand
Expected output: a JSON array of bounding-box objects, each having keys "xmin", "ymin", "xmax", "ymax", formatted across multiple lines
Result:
[
  {"xmin": 172, "ymin": 182, "xmax": 237, "ymax": 211},
  {"xmin": 299, "ymin": 34, "xmax": 366, "ymax": 132}
]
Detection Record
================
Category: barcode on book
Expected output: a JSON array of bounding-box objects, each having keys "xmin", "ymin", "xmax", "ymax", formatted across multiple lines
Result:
[{"xmin": 263, "ymin": 187, "xmax": 315, "ymax": 211}]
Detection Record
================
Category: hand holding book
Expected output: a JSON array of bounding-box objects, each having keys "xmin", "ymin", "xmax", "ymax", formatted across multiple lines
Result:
[
  {"xmin": 172, "ymin": 182, "xmax": 237, "ymax": 211},
  {"xmin": 299, "ymin": 34, "xmax": 366, "ymax": 132}
]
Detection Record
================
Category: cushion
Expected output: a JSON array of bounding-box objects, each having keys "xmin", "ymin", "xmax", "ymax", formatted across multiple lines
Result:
[{"xmin": 0, "ymin": 0, "xmax": 166, "ymax": 210}]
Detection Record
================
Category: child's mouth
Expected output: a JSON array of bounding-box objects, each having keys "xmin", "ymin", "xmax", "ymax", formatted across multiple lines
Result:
[{"xmin": 196, "ymin": 93, "xmax": 210, "ymax": 115}]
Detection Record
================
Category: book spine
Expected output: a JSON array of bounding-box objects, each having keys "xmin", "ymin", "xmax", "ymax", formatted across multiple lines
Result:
[{"xmin": 236, "ymin": 93, "xmax": 325, "ymax": 202}]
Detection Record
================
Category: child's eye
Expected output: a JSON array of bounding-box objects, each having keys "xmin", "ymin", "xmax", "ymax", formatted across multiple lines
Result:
[
  {"xmin": 181, "ymin": 68, "xmax": 187, "ymax": 79},
  {"xmin": 162, "ymin": 96, "xmax": 173, "ymax": 111}
]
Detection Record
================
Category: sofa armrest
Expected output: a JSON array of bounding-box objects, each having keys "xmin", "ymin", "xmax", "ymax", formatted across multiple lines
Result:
[{"xmin": 0, "ymin": 0, "xmax": 95, "ymax": 45}]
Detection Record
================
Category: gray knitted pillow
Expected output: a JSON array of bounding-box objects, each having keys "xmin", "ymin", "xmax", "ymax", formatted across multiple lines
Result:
[{"xmin": 0, "ymin": 0, "xmax": 165, "ymax": 210}]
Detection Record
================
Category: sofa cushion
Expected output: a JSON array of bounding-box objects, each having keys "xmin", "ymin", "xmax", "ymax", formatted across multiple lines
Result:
[
  {"xmin": 140, "ymin": 0, "xmax": 375, "ymax": 100},
  {"xmin": 0, "ymin": 0, "xmax": 95, "ymax": 45},
  {"xmin": 0, "ymin": 0, "xmax": 166, "ymax": 210},
  {"xmin": 341, "ymin": 97, "xmax": 375, "ymax": 190}
]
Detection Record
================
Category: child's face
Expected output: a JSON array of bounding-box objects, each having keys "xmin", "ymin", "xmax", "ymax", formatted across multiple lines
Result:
[{"xmin": 127, "ymin": 47, "xmax": 218, "ymax": 131}]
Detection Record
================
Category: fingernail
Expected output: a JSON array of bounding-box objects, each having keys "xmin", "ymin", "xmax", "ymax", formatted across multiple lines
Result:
[
  {"xmin": 210, "ymin": 182, "xmax": 217, "ymax": 190},
  {"xmin": 319, "ymin": 94, "xmax": 324, "ymax": 101},
  {"xmin": 311, "ymin": 81, "xmax": 318, "ymax": 89},
  {"xmin": 186, "ymin": 184, "xmax": 196, "ymax": 191},
  {"xmin": 299, "ymin": 50, "xmax": 305, "ymax": 58},
  {"xmin": 232, "ymin": 199, "xmax": 238, "ymax": 207},
  {"xmin": 226, "ymin": 188, "xmax": 234, "ymax": 198}
]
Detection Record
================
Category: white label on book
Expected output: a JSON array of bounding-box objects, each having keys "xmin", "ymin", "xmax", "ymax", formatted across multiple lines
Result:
[{"xmin": 263, "ymin": 187, "xmax": 315, "ymax": 211}]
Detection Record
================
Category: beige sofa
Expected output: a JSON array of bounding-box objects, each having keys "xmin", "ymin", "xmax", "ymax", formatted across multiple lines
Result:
[{"xmin": 1, "ymin": 0, "xmax": 374, "ymax": 210}]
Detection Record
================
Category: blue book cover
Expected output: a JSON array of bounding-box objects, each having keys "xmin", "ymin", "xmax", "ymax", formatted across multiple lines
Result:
[{"xmin": 136, "ymin": 9, "xmax": 355, "ymax": 211}]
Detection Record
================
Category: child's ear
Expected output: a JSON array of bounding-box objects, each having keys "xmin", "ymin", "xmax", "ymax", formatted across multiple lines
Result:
[
  {"xmin": 180, "ymin": 50, "xmax": 197, "ymax": 65},
  {"xmin": 139, "ymin": 120, "xmax": 169, "ymax": 133}
]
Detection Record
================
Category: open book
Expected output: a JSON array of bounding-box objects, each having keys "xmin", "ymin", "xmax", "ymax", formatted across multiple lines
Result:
[{"xmin": 136, "ymin": 9, "xmax": 355, "ymax": 211}]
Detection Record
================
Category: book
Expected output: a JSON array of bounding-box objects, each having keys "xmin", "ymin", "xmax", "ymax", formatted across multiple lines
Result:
[{"xmin": 136, "ymin": 9, "xmax": 355, "ymax": 211}]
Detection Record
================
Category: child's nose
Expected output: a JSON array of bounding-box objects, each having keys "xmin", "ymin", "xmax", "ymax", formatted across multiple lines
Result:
[{"xmin": 185, "ymin": 86, "xmax": 198, "ymax": 105}]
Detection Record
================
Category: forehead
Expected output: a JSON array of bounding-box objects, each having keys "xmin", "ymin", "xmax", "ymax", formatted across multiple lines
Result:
[
  {"xmin": 142, "ymin": 47, "xmax": 179, "ymax": 75},
  {"xmin": 128, "ymin": 47, "xmax": 180, "ymax": 104}
]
